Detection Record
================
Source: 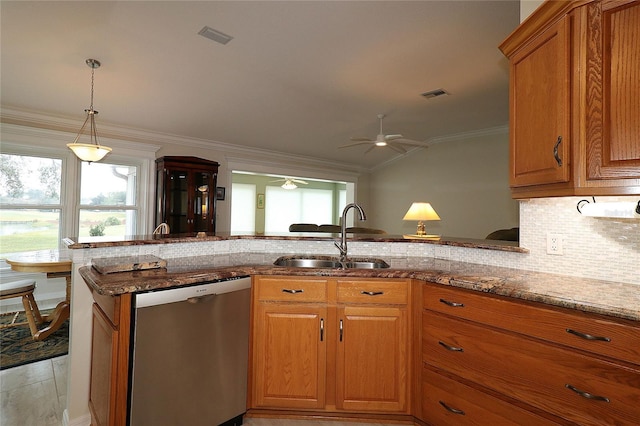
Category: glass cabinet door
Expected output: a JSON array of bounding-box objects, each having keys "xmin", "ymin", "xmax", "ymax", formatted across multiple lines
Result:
[
  {"xmin": 193, "ymin": 171, "xmax": 212, "ymax": 232},
  {"xmin": 167, "ymin": 170, "xmax": 189, "ymax": 233}
]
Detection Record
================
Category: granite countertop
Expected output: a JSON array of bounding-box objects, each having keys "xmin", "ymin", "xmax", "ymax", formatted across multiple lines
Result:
[
  {"xmin": 63, "ymin": 232, "xmax": 526, "ymax": 253},
  {"xmin": 78, "ymin": 253, "xmax": 640, "ymax": 322}
]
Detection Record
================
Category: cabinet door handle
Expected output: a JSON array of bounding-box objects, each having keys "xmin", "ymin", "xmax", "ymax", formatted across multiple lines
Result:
[
  {"xmin": 281, "ymin": 289, "xmax": 304, "ymax": 294},
  {"xmin": 565, "ymin": 384, "xmax": 610, "ymax": 402},
  {"xmin": 320, "ymin": 318, "xmax": 324, "ymax": 342},
  {"xmin": 339, "ymin": 319, "xmax": 344, "ymax": 342},
  {"xmin": 439, "ymin": 298, "xmax": 464, "ymax": 307},
  {"xmin": 439, "ymin": 401, "xmax": 465, "ymax": 415},
  {"xmin": 566, "ymin": 328, "xmax": 611, "ymax": 342},
  {"xmin": 438, "ymin": 341, "xmax": 464, "ymax": 352},
  {"xmin": 553, "ymin": 136, "xmax": 563, "ymax": 166},
  {"xmin": 361, "ymin": 290, "xmax": 384, "ymax": 296}
]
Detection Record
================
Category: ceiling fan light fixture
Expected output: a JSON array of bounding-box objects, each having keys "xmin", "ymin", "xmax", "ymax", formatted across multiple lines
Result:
[
  {"xmin": 281, "ymin": 179, "xmax": 297, "ymax": 190},
  {"xmin": 375, "ymin": 141, "xmax": 387, "ymax": 147},
  {"xmin": 67, "ymin": 58, "xmax": 112, "ymax": 163}
]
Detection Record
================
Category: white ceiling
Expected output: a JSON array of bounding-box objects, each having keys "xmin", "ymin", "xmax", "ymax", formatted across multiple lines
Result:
[{"xmin": 1, "ymin": 1, "xmax": 519, "ymax": 170}]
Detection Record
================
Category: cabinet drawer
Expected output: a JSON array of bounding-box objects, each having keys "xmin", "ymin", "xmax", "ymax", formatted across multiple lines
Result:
[
  {"xmin": 337, "ymin": 279, "xmax": 408, "ymax": 305},
  {"xmin": 255, "ymin": 276, "xmax": 327, "ymax": 302},
  {"xmin": 423, "ymin": 283, "xmax": 640, "ymax": 365},
  {"xmin": 422, "ymin": 366, "xmax": 562, "ymax": 426},
  {"xmin": 423, "ymin": 312, "xmax": 640, "ymax": 426}
]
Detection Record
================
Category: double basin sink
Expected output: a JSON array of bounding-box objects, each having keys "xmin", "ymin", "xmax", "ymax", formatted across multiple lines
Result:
[{"xmin": 274, "ymin": 256, "xmax": 389, "ymax": 269}]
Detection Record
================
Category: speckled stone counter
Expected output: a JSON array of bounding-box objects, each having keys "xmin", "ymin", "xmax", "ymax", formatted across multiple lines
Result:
[
  {"xmin": 79, "ymin": 253, "xmax": 640, "ymax": 322},
  {"xmin": 64, "ymin": 232, "xmax": 527, "ymax": 253}
]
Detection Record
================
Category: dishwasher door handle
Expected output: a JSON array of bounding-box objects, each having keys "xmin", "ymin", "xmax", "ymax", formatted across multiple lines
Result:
[{"xmin": 186, "ymin": 294, "xmax": 216, "ymax": 304}]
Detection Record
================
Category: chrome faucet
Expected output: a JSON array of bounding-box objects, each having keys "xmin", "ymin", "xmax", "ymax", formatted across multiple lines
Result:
[{"xmin": 335, "ymin": 203, "xmax": 367, "ymax": 262}]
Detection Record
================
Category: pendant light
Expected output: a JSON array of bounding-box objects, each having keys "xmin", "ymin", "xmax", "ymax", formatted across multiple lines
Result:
[{"xmin": 67, "ymin": 59, "xmax": 112, "ymax": 163}]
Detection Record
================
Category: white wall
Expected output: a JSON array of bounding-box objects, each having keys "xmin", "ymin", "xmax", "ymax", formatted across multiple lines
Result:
[
  {"xmin": 520, "ymin": 0, "xmax": 544, "ymax": 22},
  {"xmin": 367, "ymin": 127, "xmax": 518, "ymax": 239}
]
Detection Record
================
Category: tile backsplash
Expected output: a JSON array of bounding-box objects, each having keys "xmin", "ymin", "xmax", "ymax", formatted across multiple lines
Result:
[{"xmin": 72, "ymin": 196, "xmax": 639, "ymax": 286}]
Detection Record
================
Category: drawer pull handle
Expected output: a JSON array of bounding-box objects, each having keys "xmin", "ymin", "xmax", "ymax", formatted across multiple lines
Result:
[
  {"xmin": 566, "ymin": 328, "xmax": 611, "ymax": 342},
  {"xmin": 320, "ymin": 318, "xmax": 324, "ymax": 342},
  {"xmin": 438, "ymin": 341, "xmax": 464, "ymax": 352},
  {"xmin": 439, "ymin": 401, "xmax": 465, "ymax": 415},
  {"xmin": 361, "ymin": 290, "xmax": 384, "ymax": 296},
  {"xmin": 439, "ymin": 298, "xmax": 464, "ymax": 307},
  {"xmin": 282, "ymin": 289, "xmax": 304, "ymax": 294},
  {"xmin": 339, "ymin": 319, "xmax": 344, "ymax": 342},
  {"xmin": 565, "ymin": 384, "xmax": 610, "ymax": 403}
]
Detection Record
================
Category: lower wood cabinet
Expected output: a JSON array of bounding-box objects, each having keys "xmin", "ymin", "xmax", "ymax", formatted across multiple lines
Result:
[
  {"xmin": 249, "ymin": 276, "xmax": 412, "ymax": 418},
  {"xmin": 419, "ymin": 283, "xmax": 640, "ymax": 426},
  {"xmin": 88, "ymin": 291, "xmax": 131, "ymax": 426}
]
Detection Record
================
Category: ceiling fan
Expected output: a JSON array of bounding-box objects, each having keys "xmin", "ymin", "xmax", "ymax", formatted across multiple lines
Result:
[
  {"xmin": 270, "ymin": 177, "xmax": 308, "ymax": 189},
  {"xmin": 339, "ymin": 114, "xmax": 429, "ymax": 154}
]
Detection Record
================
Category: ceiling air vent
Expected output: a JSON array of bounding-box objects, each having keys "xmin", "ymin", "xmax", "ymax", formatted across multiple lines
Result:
[
  {"xmin": 421, "ymin": 88, "xmax": 449, "ymax": 99},
  {"xmin": 198, "ymin": 26, "xmax": 233, "ymax": 45}
]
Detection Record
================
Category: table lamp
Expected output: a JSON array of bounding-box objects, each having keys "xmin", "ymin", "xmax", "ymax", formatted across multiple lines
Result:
[{"xmin": 402, "ymin": 202, "xmax": 441, "ymax": 238}]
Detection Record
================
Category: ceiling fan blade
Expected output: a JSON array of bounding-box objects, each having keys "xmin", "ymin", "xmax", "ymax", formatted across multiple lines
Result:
[
  {"xmin": 292, "ymin": 179, "xmax": 308, "ymax": 184},
  {"xmin": 385, "ymin": 134, "xmax": 403, "ymax": 141},
  {"xmin": 339, "ymin": 141, "xmax": 374, "ymax": 148},
  {"xmin": 364, "ymin": 145, "xmax": 376, "ymax": 154},
  {"xmin": 394, "ymin": 138, "xmax": 430, "ymax": 147},
  {"xmin": 350, "ymin": 137, "xmax": 373, "ymax": 142},
  {"xmin": 387, "ymin": 144, "xmax": 406, "ymax": 154}
]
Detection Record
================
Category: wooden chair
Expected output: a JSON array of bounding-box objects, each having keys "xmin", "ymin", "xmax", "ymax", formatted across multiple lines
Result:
[{"xmin": 0, "ymin": 279, "xmax": 46, "ymax": 340}]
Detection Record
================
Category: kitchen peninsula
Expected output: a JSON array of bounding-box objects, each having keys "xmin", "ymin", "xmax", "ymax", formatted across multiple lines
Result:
[{"xmin": 67, "ymin": 233, "xmax": 639, "ymax": 426}]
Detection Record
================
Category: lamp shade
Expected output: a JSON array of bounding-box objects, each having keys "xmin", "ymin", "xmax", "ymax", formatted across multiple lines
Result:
[
  {"xmin": 67, "ymin": 142, "xmax": 112, "ymax": 162},
  {"xmin": 403, "ymin": 202, "xmax": 440, "ymax": 221}
]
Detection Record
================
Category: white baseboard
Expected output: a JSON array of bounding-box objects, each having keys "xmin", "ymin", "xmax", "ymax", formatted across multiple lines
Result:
[{"xmin": 63, "ymin": 410, "xmax": 91, "ymax": 426}]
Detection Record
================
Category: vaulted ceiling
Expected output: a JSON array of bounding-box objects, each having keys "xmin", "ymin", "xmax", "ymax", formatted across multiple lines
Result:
[{"xmin": 1, "ymin": 1, "xmax": 519, "ymax": 169}]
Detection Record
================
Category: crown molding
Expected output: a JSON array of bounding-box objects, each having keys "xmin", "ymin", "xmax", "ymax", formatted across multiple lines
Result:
[
  {"xmin": 1, "ymin": 105, "xmax": 367, "ymax": 175},
  {"xmin": 370, "ymin": 124, "xmax": 509, "ymax": 172}
]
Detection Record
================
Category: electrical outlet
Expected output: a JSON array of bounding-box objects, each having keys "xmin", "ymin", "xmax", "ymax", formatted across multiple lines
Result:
[{"xmin": 546, "ymin": 233, "xmax": 564, "ymax": 255}]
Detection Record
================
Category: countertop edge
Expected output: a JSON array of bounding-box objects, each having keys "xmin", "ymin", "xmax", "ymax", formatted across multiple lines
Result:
[{"xmin": 78, "ymin": 261, "xmax": 639, "ymax": 322}]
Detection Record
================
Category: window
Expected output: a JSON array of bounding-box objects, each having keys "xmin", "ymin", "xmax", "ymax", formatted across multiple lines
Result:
[
  {"xmin": 0, "ymin": 153, "xmax": 63, "ymax": 254},
  {"xmin": 1, "ymin": 138, "xmax": 152, "ymax": 255},
  {"xmin": 231, "ymin": 183, "xmax": 256, "ymax": 233},
  {"xmin": 264, "ymin": 186, "xmax": 333, "ymax": 232},
  {"xmin": 79, "ymin": 162, "xmax": 138, "ymax": 238}
]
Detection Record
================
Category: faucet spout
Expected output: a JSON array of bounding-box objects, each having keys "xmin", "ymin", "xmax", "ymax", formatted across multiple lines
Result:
[{"xmin": 335, "ymin": 203, "xmax": 367, "ymax": 262}]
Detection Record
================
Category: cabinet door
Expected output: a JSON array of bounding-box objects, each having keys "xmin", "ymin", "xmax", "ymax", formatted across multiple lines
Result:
[
  {"xmin": 252, "ymin": 303, "xmax": 327, "ymax": 409},
  {"xmin": 336, "ymin": 305, "xmax": 408, "ymax": 413},
  {"xmin": 509, "ymin": 16, "xmax": 571, "ymax": 187},
  {"xmin": 165, "ymin": 168, "xmax": 190, "ymax": 233},
  {"xmin": 585, "ymin": 1, "xmax": 640, "ymax": 180},
  {"xmin": 88, "ymin": 304, "xmax": 119, "ymax": 426},
  {"xmin": 191, "ymin": 170, "xmax": 214, "ymax": 232}
]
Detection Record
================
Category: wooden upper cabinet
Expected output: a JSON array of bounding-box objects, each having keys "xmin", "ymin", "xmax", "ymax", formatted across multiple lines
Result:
[
  {"xmin": 509, "ymin": 16, "xmax": 571, "ymax": 187},
  {"xmin": 500, "ymin": 0, "xmax": 640, "ymax": 198},
  {"xmin": 585, "ymin": 0, "xmax": 640, "ymax": 180}
]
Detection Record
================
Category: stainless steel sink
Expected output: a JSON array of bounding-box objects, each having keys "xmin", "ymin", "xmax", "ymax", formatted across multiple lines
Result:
[
  {"xmin": 273, "ymin": 256, "xmax": 389, "ymax": 269},
  {"xmin": 343, "ymin": 259, "xmax": 389, "ymax": 269}
]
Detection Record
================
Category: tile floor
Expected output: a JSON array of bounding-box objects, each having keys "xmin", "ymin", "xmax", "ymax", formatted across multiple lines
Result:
[
  {"xmin": 0, "ymin": 357, "xmax": 404, "ymax": 426},
  {"xmin": 0, "ymin": 355, "xmax": 68, "ymax": 426}
]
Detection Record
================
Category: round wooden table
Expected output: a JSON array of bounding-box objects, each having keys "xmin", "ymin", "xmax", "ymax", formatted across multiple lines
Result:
[{"xmin": 5, "ymin": 250, "xmax": 72, "ymax": 341}]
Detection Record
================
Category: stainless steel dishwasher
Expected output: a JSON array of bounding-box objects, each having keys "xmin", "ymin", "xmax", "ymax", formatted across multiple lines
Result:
[{"xmin": 129, "ymin": 276, "xmax": 251, "ymax": 426}]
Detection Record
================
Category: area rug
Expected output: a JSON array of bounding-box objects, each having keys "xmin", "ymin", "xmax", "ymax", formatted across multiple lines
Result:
[{"xmin": 0, "ymin": 310, "xmax": 69, "ymax": 370}]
